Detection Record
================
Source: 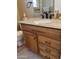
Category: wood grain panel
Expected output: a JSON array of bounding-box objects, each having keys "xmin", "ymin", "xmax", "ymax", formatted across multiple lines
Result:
[
  {"xmin": 17, "ymin": 0, "xmax": 26, "ymax": 20},
  {"xmin": 38, "ymin": 35, "xmax": 60, "ymax": 50},
  {"xmin": 23, "ymin": 31, "xmax": 38, "ymax": 53},
  {"xmin": 21, "ymin": 24, "xmax": 61, "ymax": 40},
  {"xmin": 39, "ymin": 43, "xmax": 60, "ymax": 57}
]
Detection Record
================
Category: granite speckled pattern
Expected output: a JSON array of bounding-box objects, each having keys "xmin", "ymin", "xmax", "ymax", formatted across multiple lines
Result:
[
  {"xmin": 19, "ymin": 18, "xmax": 61, "ymax": 29},
  {"xmin": 17, "ymin": 47, "xmax": 43, "ymax": 59}
]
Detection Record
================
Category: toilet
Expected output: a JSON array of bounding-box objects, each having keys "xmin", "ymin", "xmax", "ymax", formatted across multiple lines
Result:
[{"xmin": 17, "ymin": 31, "xmax": 23, "ymax": 47}]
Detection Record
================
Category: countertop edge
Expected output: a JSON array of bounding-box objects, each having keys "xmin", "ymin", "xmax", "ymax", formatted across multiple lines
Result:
[{"xmin": 20, "ymin": 23, "xmax": 61, "ymax": 30}]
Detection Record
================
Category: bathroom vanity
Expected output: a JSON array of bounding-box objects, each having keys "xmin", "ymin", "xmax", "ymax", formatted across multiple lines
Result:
[{"xmin": 19, "ymin": 19, "xmax": 61, "ymax": 59}]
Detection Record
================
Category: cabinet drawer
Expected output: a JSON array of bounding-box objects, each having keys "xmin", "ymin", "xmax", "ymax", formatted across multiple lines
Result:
[
  {"xmin": 39, "ymin": 45, "xmax": 50, "ymax": 59},
  {"xmin": 40, "ymin": 50, "xmax": 59, "ymax": 59},
  {"xmin": 39, "ymin": 44, "xmax": 50, "ymax": 53},
  {"xmin": 39, "ymin": 44, "xmax": 60, "ymax": 57},
  {"xmin": 50, "ymin": 47, "xmax": 60, "ymax": 57},
  {"xmin": 50, "ymin": 55, "xmax": 59, "ymax": 59},
  {"xmin": 38, "ymin": 35, "xmax": 60, "ymax": 50},
  {"xmin": 37, "ymin": 31, "xmax": 61, "ymax": 41},
  {"xmin": 40, "ymin": 50, "xmax": 50, "ymax": 58}
]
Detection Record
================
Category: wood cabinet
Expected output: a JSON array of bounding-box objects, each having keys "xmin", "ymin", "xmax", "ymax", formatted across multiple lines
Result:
[
  {"xmin": 23, "ymin": 31, "xmax": 38, "ymax": 53},
  {"xmin": 20, "ymin": 24, "xmax": 61, "ymax": 59},
  {"xmin": 50, "ymin": 55, "xmax": 59, "ymax": 59},
  {"xmin": 38, "ymin": 36, "xmax": 60, "ymax": 59},
  {"xmin": 38, "ymin": 35, "xmax": 60, "ymax": 50}
]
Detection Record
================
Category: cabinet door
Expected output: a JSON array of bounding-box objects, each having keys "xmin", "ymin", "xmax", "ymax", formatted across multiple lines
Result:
[{"xmin": 23, "ymin": 31, "xmax": 38, "ymax": 53}]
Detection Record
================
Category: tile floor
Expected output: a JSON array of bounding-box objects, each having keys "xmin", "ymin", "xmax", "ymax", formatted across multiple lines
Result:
[{"xmin": 17, "ymin": 47, "xmax": 43, "ymax": 59}]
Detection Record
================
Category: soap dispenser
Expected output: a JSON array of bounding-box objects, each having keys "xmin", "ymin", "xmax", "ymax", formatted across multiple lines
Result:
[
  {"xmin": 23, "ymin": 13, "xmax": 27, "ymax": 20},
  {"xmin": 54, "ymin": 10, "xmax": 59, "ymax": 19}
]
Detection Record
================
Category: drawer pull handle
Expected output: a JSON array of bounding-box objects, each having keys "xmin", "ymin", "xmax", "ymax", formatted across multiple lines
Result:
[
  {"xmin": 44, "ymin": 56, "xmax": 50, "ymax": 59},
  {"xmin": 45, "ymin": 49, "xmax": 51, "ymax": 53},
  {"xmin": 45, "ymin": 41, "xmax": 51, "ymax": 44}
]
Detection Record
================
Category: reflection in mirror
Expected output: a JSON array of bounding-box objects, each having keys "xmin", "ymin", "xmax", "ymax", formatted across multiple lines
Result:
[
  {"xmin": 33, "ymin": 0, "xmax": 40, "ymax": 13},
  {"xmin": 32, "ymin": 0, "xmax": 54, "ymax": 13},
  {"xmin": 25, "ymin": 0, "xmax": 61, "ymax": 19}
]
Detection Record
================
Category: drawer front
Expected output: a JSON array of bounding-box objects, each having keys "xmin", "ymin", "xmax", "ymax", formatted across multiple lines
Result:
[
  {"xmin": 38, "ymin": 35, "xmax": 51, "ymax": 46},
  {"xmin": 39, "ymin": 44, "xmax": 50, "ymax": 53},
  {"xmin": 38, "ymin": 35, "xmax": 60, "ymax": 50},
  {"xmin": 40, "ymin": 50, "xmax": 50, "ymax": 59},
  {"xmin": 50, "ymin": 39, "xmax": 60, "ymax": 50},
  {"xmin": 50, "ymin": 55, "xmax": 59, "ymax": 59},
  {"xmin": 39, "ymin": 44, "xmax": 60, "ymax": 57},
  {"xmin": 39, "ymin": 45, "xmax": 50, "ymax": 59},
  {"xmin": 50, "ymin": 47, "xmax": 60, "ymax": 57},
  {"xmin": 36, "ymin": 31, "xmax": 61, "ymax": 41}
]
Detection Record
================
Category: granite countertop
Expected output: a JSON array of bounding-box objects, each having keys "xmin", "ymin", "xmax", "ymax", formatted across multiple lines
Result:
[{"xmin": 18, "ymin": 18, "xmax": 61, "ymax": 29}]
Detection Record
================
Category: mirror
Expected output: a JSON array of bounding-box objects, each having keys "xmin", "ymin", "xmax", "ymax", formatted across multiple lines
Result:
[
  {"xmin": 33, "ymin": 0, "xmax": 54, "ymax": 13},
  {"xmin": 25, "ymin": 0, "xmax": 61, "ymax": 19}
]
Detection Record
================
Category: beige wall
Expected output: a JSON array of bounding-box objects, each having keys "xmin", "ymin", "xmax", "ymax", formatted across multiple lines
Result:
[
  {"xmin": 55, "ymin": 0, "xmax": 61, "ymax": 12},
  {"xmin": 17, "ymin": 0, "xmax": 26, "ymax": 30},
  {"xmin": 17, "ymin": 9, "xmax": 20, "ymax": 20},
  {"xmin": 17, "ymin": 0, "xmax": 26, "ymax": 20}
]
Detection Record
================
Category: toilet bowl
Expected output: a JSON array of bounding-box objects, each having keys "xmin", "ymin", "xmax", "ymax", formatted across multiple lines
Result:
[{"xmin": 17, "ymin": 31, "xmax": 23, "ymax": 47}]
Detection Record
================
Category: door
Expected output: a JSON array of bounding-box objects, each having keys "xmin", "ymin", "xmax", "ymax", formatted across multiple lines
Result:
[{"xmin": 23, "ymin": 31, "xmax": 38, "ymax": 53}]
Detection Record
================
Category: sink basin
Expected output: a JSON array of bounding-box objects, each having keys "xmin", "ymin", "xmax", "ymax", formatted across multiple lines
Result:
[
  {"xmin": 33, "ymin": 20, "xmax": 52, "ymax": 24},
  {"xmin": 19, "ymin": 19, "xmax": 53, "ymax": 25}
]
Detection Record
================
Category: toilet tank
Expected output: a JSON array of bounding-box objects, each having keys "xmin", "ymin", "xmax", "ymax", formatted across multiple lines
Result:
[{"xmin": 17, "ymin": 31, "xmax": 23, "ymax": 46}]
